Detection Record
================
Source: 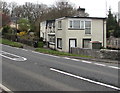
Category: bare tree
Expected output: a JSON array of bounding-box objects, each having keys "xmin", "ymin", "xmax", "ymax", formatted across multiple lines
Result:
[
  {"xmin": 9, "ymin": 2, "xmax": 18, "ymax": 17},
  {"xmin": 44, "ymin": 0, "xmax": 76, "ymax": 20},
  {"xmin": 0, "ymin": 0, "xmax": 10, "ymax": 15}
]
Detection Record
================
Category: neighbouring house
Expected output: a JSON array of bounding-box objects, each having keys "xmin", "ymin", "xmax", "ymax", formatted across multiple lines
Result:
[
  {"xmin": 0, "ymin": 12, "xmax": 10, "ymax": 27},
  {"xmin": 9, "ymin": 22, "xmax": 19, "ymax": 29},
  {"xmin": 40, "ymin": 20, "xmax": 55, "ymax": 49},
  {"xmin": 40, "ymin": 16, "xmax": 106, "ymax": 52},
  {"xmin": 107, "ymin": 36, "xmax": 120, "ymax": 49},
  {"xmin": 10, "ymin": 17, "xmax": 19, "ymax": 29}
]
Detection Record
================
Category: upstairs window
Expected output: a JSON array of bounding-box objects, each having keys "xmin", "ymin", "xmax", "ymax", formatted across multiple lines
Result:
[
  {"xmin": 70, "ymin": 21, "xmax": 73, "ymax": 28},
  {"xmin": 73, "ymin": 20, "xmax": 80, "ymax": 29},
  {"xmin": 80, "ymin": 21, "xmax": 84, "ymax": 29},
  {"xmin": 69, "ymin": 20, "xmax": 84, "ymax": 29},
  {"xmin": 58, "ymin": 21, "xmax": 62, "ymax": 29},
  {"xmin": 85, "ymin": 21, "xmax": 91, "ymax": 34}
]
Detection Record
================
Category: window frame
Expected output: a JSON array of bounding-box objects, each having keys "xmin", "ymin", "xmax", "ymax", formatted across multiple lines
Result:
[
  {"xmin": 57, "ymin": 38, "xmax": 62, "ymax": 49},
  {"xmin": 58, "ymin": 21, "xmax": 62, "ymax": 30},
  {"xmin": 85, "ymin": 21, "xmax": 91, "ymax": 34},
  {"xmin": 68, "ymin": 20, "xmax": 85, "ymax": 30}
]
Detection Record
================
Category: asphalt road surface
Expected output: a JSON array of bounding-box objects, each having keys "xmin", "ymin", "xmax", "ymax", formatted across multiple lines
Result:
[{"xmin": 1, "ymin": 44, "xmax": 120, "ymax": 92}]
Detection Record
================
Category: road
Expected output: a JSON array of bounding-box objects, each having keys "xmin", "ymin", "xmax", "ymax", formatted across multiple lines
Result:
[{"xmin": 1, "ymin": 44, "xmax": 120, "ymax": 92}]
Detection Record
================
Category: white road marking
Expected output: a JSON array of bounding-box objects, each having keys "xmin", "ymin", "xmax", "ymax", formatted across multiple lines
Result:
[
  {"xmin": 31, "ymin": 51, "xmax": 45, "ymax": 55},
  {"xmin": 63, "ymin": 57, "xmax": 71, "ymax": 60},
  {"xmin": 81, "ymin": 60, "xmax": 92, "ymax": 64},
  {"xmin": 0, "ymin": 51, "xmax": 27, "ymax": 61},
  {"xmin": 31, "ymin": 51, "xmax": 60, "ymax": 58},
  {"xmin": 21, "ymin": 49, "xmax": 28, "ymax": 51},
  {"xmin": 31, "ymin": 50, "xmax": 119, "ymax": 70},
  {"xmin": 0, "ymin": 83, "xmax": 13, "ymax": 93},
  {"xmin": 108, "ymin": 66, "xmax": 120, "ymax": 70},
  {"xmin": 70, "ymin": 59, "xmax": 80, "ymax": 61},
  {"xmin": 50, "ymin": 68, "xmax": 120, "ymax": 91},
  {"xmin": 94, "ymin": 63, "xmax": 106, "ymax": 67}
]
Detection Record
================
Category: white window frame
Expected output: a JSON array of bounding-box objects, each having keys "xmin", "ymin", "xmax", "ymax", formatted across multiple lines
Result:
[
  {"xmin": 57, "ymin": 38, "xmax": 62, "ymax": 49},
  {"xmin": 85, "ymin": 21, "xmax": 91, "ymax": 34},
  {"xmin": 73, "ymin": 20, "xmax": 80, "ymax": 29},
  {"xmin": 58, "ymin": 21, "xmax": 62, "ymax": 29},
  {"xmin": 68, "ymin": 20, "xmax": 85, "ymax": 29},
  {"xmin": 80, "ymin": 21, "xmax": 85, "ymax": 29}
]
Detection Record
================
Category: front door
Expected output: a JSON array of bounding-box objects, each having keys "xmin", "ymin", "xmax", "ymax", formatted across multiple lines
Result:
[{"xmin": 69, "ymin": 39, "xmax": 77, "ymax": 52}]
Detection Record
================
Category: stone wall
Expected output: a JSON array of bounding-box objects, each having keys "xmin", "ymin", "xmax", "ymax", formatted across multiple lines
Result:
[
  {"xmin": 100, "ymin": 49, "xmax": 119, "ymax": 60},
  {"xmin": 71, "ymin": 48, "xmax": 119, "ymax": 61}
]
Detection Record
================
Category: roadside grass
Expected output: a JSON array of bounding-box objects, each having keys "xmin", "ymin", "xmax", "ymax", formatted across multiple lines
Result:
[
  {"xmin": 0, "ymin": 38, "xmax": 23, "ymax": 48},
  {"xmin": 0, "ymin": 38, "xmax": 92, "ymax": 58},
  {"xmin": 35, "ymin": 48, "xmax": 93, "ymax": 58}
]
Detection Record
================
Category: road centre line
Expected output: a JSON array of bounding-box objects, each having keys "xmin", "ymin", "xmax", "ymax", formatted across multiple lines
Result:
[
  {"xmin": 0, "ymin": 83, "xmax": 13, "ymax": 93},
  {"xmin": 50, "ymin": 68, "xmax": 120, "ymax": 91}
]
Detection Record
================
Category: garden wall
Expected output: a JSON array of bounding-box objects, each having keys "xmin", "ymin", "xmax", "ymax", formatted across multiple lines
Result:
[{"xmin": 71, "ymin": 48, "xmax": 119, "ymax": 61}]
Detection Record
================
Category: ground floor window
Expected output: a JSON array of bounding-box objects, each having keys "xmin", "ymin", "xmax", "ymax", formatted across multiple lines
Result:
[
  {"xmin": 57, "ymin": 38, "xmax": 62, "ymax": 49},
  {"xmin": 49, "ymin": 36, "xmax": 55, "ymax": 43},
  {"xmin": 83, "ymin": 39, "xmax": 91, "ymax": 48}
]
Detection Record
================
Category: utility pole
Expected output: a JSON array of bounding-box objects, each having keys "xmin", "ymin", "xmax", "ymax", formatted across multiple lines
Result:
[{"xmin": 105, "ymin": 0, "xmax": 108, "ymax": 17}]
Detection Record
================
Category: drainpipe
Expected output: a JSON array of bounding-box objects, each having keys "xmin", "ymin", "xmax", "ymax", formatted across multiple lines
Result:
[{"xmin": 103, "ymin": 19, "xmax": 105, "ymax": 48}]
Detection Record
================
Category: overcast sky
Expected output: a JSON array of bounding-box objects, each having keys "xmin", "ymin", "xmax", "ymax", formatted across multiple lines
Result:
[{"xmin": 5, "ymin": 0, "xmax": 120, "ymax": 17}]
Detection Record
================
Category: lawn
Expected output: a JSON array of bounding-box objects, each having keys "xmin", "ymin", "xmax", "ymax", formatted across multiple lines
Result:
[
  {"xmin": 0, "ymin": 38, "xmax": 23, "ymax": 48},
  {"xmin": 35, "ymin": 48, "xmax": 92, "ymax": 58}
]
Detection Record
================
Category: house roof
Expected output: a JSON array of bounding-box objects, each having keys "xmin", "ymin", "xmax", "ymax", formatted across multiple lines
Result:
[
  {"xmin": 56, "ymin": 16, "xmax": 106, "ymax": 20},
  {"xmin": 65, "ymin": 16, "xmax": 107, "ymax": 19},
  {"xmin": 77, "ymin": 6, "xmax": 85, "ymax": 11}
]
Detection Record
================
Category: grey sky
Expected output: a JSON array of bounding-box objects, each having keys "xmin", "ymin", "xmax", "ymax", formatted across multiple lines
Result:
[{"xmin": 5, "ymin": 0, "xmax": 120, "ymax": 17}]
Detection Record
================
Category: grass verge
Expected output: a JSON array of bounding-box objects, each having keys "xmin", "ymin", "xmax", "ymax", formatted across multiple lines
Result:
[
  {"xmin": 35, "ymin": 48, "xmax": 93, "ymax": 58},
  {"xmin": 0, "ymin": 38, "xmax": 23, "ymax": 48},
  {"xmin": 0, "ymin": 38, "xmax": 93, "ymax": 58}
]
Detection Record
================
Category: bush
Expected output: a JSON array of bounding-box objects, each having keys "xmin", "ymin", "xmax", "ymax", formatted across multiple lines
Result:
[
  {"xmin": 39, "ymin": 37, "xmax": 43, "ymax": 41},
  {"xmin": 38, "ymin": 41, "xmax": 44, "ymax": 48},
  {"xmin": 2, "ymin": 26, "xmax": 11, "ymax": 35}
]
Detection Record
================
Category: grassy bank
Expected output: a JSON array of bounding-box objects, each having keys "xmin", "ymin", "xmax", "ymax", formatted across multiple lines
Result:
[
  {"xmin": 35, "ymin": 48, "xmax": 92, "ymax": 58},
  {"xmin": 0, "ymin": 38, "xmax": 92, "ymax": 58},
  {"xmin": 0, "ymin": 38, "xmax": 23, "ymax": 48}
]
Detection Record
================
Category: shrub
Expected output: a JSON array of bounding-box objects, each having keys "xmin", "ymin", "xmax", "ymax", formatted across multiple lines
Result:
[
  {"xmin": 2, "ymin": 26, "xmax": 11, "ymax": 35},
  {"xmin": 38, "ymin": 41, "xmax": 44, "ymax": 48}
]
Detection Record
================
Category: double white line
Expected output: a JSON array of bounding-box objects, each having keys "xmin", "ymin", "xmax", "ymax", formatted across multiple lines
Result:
[
  {"xmin": 0, "ymin": 84, "xmax": 13, "ymax": 93},
  {"xmin": 0, "ymin": 51, "xmax": 27, "ymax": 61}
]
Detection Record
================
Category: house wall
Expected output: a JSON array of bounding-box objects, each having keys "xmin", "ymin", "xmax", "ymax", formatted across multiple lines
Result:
[
  {"xmin": 107, "ymin": 36, "xmax": 120, "ymax": 49},
  {"xmin": 40, "ymin": 21, "xmax": 46, "ymax": 41},
  {"xmin": 55, "ymin": 17, "xmax": 106, "ymax": 52},
  {"xmin": 55, "ymin": 18, "xmax": 67, "ymax": 52}
]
